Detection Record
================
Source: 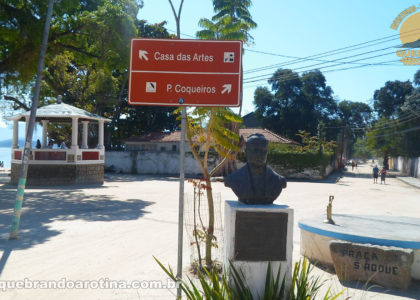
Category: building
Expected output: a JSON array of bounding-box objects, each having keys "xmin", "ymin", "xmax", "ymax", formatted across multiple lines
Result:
[
  {"xmin": 6, "ymin": 99, "xmax": 110, "ymax": 185},
  {"xmin": 124, "ymin": 128, "xmax": 298, "ymax": 151}
]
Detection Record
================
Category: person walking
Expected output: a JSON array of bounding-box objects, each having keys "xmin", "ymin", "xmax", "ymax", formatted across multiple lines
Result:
[
  {"xmin": 373, "ymin": 165, "xmax": 379, "ymax": 184},
  {"xmin": 380, "ymin": 167, "xmax": 387, "ymax": 184}
]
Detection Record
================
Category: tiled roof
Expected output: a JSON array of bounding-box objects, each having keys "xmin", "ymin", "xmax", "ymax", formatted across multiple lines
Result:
[
  {"xmin": 7, "ymin": 103, "xmax": 110, "ymax": 122},
  {"xmin": 239, "ymin": 128, "xmax": 299, "ymax": 144},
  {"xmin": 125, "ymin": 131, "xmax": 181, "ymax": 143},
  {"xmin": 125, "ymin": 128, "xmax": 299, "ymax": 145}
]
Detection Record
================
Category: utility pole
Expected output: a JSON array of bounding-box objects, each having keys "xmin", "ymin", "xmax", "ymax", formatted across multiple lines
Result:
[
  {"xmin": 10, "ymin": 0, "xmax": 55, "ymax": 239},
  {"xmin": 339, "ymin": 127, "xmax": 345, "ymax": 169}
]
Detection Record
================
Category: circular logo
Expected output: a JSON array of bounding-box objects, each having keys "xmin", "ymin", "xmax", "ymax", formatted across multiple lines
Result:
[{"xmin": 400, "ymin": 12, "xmax": 420, "ymax": 48}]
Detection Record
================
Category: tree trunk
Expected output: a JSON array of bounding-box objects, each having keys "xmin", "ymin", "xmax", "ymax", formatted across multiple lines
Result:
[{"xmin": 204, "ymin": 177, "xmax": 214, "ymax": 268}]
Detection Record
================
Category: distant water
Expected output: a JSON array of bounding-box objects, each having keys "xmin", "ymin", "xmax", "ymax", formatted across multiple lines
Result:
[{"xmin": 0, "ymin": 147, "xmax": 11, "ymax": 168}]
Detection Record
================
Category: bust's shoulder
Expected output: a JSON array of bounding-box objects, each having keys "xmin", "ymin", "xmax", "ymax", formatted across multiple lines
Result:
[
  {"xmin": 266, "ymin": 165, "xmax": 281, "ymax": 177},
  {"xmin": 224, "ymin": 164, "xmax": 249, "ymax": 187},
  {"xmin": 266, "ymin": 165, "xmax": 287, "ymax": 188}
]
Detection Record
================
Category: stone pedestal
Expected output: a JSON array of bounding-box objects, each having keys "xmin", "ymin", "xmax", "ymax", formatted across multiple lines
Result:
[{"xmin": 224, "ymin": 201, "xmax": 294, "ymax": 298}]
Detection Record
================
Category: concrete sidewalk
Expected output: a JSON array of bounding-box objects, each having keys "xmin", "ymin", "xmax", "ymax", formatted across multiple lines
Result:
[{"xmin": 396, "ymin": 175, "xmax": 420, "ymax": 190}]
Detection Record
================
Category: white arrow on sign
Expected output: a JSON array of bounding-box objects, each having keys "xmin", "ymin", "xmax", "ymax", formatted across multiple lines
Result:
[
  {"xmin": 221, "ymin": 84, "xmax": 232, "ymax": 94},
  {"xmin": 139, "ymin": 50, "xmax": 149, "ymax": 61}
]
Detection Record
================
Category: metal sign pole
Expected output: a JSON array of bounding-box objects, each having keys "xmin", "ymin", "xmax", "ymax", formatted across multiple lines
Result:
[
  {"xmin": 9, "ymin": 0, "xmax": 55, "ymax": 239},
  {"xmin": 168, "ymin": 1, "xmax": 185, "ymax": 297},
  {"xmin": 177, "ymin": 104, "xmax": 186, "ymax": 298}
]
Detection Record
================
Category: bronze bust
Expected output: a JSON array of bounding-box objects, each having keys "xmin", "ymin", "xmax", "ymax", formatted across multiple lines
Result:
[{"xmin": 224, "ymin": 133, "xmax": 287, "ymax": 204}]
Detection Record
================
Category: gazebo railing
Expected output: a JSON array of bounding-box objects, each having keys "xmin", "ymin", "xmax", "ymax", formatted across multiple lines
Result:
[{"xmin": 12, "ymin": 148, "xmax": 105, "ymax": 165}]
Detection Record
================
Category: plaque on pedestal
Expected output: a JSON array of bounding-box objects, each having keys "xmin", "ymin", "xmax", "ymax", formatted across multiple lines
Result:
[{"xmin": 235, "ymin": 211, "xmax": 288, "ymax": 261}]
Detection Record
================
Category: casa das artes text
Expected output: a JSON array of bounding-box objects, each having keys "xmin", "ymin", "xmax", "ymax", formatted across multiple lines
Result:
[{"xmin": 154, "ymin": 52, "xmax": 213, "ymax": 62}]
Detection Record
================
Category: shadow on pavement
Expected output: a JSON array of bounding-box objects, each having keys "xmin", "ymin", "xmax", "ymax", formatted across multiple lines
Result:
[
  {"xmin": 0, "ymin": 183, "xmax": 154, "ymax": 275},
  {"xmin": 313, "ymin": 263, "xmax": 420, "ymax": 298},
  {"xmin": 341, "ymin": 280, "xmax": 420, "ymax": 298},
  {"xmin": 105, "ymin": 173, "xmax": 180, "ymax": 182}
]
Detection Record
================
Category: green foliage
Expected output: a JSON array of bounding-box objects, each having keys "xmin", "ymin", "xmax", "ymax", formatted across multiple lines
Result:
[
  {"xmin": 181, "ymin": 107, "xmax": 242, "ymax": 163},
  {"xmin": 1, "ymin": 0, "xmax": 139, "ymax": 87},
  {"xmin": 108, "ymin": 20, "xmax": 178, "ymax": 149},
  {"xmin": 367, "ymin": 71, "xmax": 420, "ymax": 157},
  {"xmin": 337, "ymin": 100, "xmax": 372, "ymax": 139},
  {"xmin": 295, "ymin": 131, "xmax": 336, "ymax": 154},
  {"xmin": 373, "ymin": 80, "xmax": 413, "ymax": 118},
  {"xmin": 197, "ymin": 0, "xmax": 256, "ymax": 45},
  {"xmin": 289, "ymin": 259, "xmax": 343, "ymax": 300},
  {"xmin": 189, "ymin": 0, "xmax": 256, "ymax": 268},
  {"xmin": 267, "ymin": 152, "xmax": 332, "ymax": 174},
  {"xmin": 1, "ymin": 1, "xmax": 180, "ymax": 149},
  {"xmin": 237, "ymin": 132, "xmax": 335, "ymax": 174},
  {"xmin": 253, "ymin": 69, "xmax": 338, "ymax": 141},
  {"xmin": 155, "ymin": 257, "xmax": 343, "ymax": 300},
  {"xmin": 353, "ymin": 137, "xmax": 373, "ymax": 161},
  {"xmin": 366, "ymin": 118, "xmax": 401, "ymax": 158}
]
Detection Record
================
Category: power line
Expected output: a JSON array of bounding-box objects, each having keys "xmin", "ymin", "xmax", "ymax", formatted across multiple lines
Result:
[
  {"xmin": 243, "ymin": 57, "xmax": 400, "ymax": 86},
  {"xmin": 243, "ymin": 51, "xmax": 398, "ymax": 83},
  {"xmin": 367, "ymin": 115, "xmax": 420, "ymax": 132},
  {"xmin": 243, "ymin": 49, "xmax": 396, "ymax": 75},
  {"xmin": 324, "ymin": 108, "xmax": 420, "ymax": 132},
  {"xmin": 369, "ymin": 125, "xmax": 420, "ymax": 138},
  {"xmin": 243, "ymin": 28, "xmax": 420, "ymax": 74}
]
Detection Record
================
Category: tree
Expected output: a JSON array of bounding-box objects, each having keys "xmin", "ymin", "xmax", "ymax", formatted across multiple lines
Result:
[
  {"xmin": 368, "ymin": 74, "xmax": 420, "ymax": 160},
  {"xmin": 190, "ymin": 0, "xmax": 256, "ymax": 268},
  {"xmin": 336, "ymin": 100, "xmax": 373, "ymax": 158},
  {"xmin": 253, "ymin": 69, "xmax": 338, "ymax": 140},
  {"xmin": 366, "ymin": 117, "xmax": 403, "ymax": 160},
  {"xmin": 197, "ymin": 0, "xmax": 256, "ymax": 45},
  {"xmin": 1, "ymin": 0, "xmax": 141, "ymax": 117},
  {"xmin": 107, "ymin": 20, "xmax": 179, "ymax": 149},
  {"xmin": 184, "ymin": 107, "xmax": 242, "ymax": 269},
  {"xmin": 1, "ymin": 2, "xmax": 181, "ymax": 148},
  {"xmin": 338, "ymin": 101, "xmax": 372, "ymax": 131},
  {"xmin": 373, "ymin": 80, "xmax": 413, "ymax": 118},
  {"xmin": 399, "ymin": 75, "xmax": 420, "ymax": 156},
  {"xmin": 353, "ymin": 137, "xmax": 373, "ymax": 161},
  {"xmin": 1, "ymin": 0, "xmax": 140, "ymax": 86}
]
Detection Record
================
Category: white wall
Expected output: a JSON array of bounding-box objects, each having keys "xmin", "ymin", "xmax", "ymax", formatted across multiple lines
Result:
[
  {"xmin": 105, "ymin": 150, "xmax": 215, "ymax": 175},
  {"xmin": 106, "ymin": 151, "xmax": 336, "ymax": 179},
  {"xmin": 392, "ymin": 156, "xmax": 420, "ymax": 178}
]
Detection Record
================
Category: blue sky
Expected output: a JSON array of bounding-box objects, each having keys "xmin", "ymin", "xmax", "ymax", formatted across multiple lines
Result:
[{"xmin": 138, "ymin": 0, "xmax": 419, "ymax": 114}]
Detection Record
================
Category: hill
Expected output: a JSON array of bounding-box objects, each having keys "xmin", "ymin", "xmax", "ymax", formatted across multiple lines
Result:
[{"xmin": 0, "ymin": 139, "xmax": 33, "ymax": 147}]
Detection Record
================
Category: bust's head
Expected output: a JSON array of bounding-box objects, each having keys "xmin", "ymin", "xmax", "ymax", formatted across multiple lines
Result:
[{"xmin": 246, "ymin": 134, "xmax": 268, "ymax": 166}]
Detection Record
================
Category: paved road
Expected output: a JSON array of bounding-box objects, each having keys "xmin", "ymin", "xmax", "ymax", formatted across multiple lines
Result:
[{"xmin": 0, "ymin": 162, "xmax": 418, "ymax": 299}]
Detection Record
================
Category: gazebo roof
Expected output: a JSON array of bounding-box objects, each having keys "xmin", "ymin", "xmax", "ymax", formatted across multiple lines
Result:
[{"xmin": 6, "ymin": 103, "xmax": 111, "ymax": 122}]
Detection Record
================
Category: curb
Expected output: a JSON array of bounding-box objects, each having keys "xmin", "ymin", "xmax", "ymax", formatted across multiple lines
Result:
[{"xmin": 396, "ymin": 176, "xmax": 420, "ymax": 190}]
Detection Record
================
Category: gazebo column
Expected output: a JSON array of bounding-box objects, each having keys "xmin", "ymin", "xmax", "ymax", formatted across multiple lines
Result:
[
  {"xmin": 12, "ymin": 119, "xmax": 19, "ymax": 149},
  {"xmin": 71, "ymin": 117, "xmax": 79, "ymax": 150},
  {"xmin": 82, "ymin": 121, "xmax": 89, "ymax": 149},
  {"xmin": 41, "ymin": 120, "xmax": 49, "ymax": 149},
  {"xmin": 98, "ymin": 120, "xmax": 104, "ymax": 149}
]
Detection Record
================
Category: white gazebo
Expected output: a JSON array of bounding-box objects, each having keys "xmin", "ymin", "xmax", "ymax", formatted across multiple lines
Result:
[{"xmin": 6, "ymin": 99, "xmax": 111, "ymax": 185}]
